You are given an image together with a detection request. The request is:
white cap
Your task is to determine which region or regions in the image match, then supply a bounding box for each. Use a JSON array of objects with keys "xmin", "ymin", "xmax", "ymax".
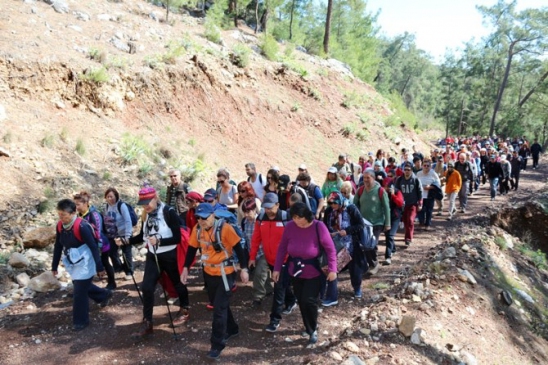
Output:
[
  {"xmin": 298, "ymin": 164, "xmax": 307, "ymax": 170},
  {"xmin": 270, "ymin": 165, "xmax": 280, "ymax": 172}
]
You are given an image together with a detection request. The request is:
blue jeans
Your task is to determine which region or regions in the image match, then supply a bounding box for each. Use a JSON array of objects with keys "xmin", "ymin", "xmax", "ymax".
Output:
[
  {"xmin": 348, "ymin": 260, "xmax": 364, "ymax": 293},
  {"xmin": 489, "ymin": 178, "xmax": 499, "ymax": 198},
  {"xmin": 269, "ymin": 264, "xmax": 296, "ymax": 324},
  {"xmin": 73, "ymin": 277, "xmax": 109, "ymax": 326},
  {"xmin": 418, "ymin": 198, "xmax": 435, "ymax": 227},
  {"xmin": 384, "ymin": 217, "xmax": 400, "ymax": 259}
]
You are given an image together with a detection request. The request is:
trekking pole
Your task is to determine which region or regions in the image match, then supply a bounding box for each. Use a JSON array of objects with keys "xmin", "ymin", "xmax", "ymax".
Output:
[
  {"xmin": 150, "ymin": 234, "xmax": 180, "ymax": 341},
  {"xmin": 118, "ymin": 237, "xmax": 144, "ymax": 305}
]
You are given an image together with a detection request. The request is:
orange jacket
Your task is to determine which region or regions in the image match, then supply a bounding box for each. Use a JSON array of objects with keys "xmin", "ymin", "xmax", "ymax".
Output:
[{"xmin": 444, "ymin": 170, "xmax": 462, "ymax": 194}]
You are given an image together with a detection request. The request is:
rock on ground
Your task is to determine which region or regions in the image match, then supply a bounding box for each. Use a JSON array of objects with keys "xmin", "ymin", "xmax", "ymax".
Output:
[
  {"xmin": 9, "ymin": 252, "xmax": 30, "ymax": 268},
  {"xmin": 28, "ymin": 271, "xmax": 60, "ymax": 292},
  {"xmin": 23, "ymin": 226, "xmax": 56, "ymax": 249},
  {"xmin": 16, "ymin": 272, "xmax": 31, "ymax": 287},
  {"xmin": 398, "ymin": 315, "xmax": 416, "ymax": 337}
]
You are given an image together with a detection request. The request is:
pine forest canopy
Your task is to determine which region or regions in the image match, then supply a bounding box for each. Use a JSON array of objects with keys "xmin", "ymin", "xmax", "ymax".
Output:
[{"xmin": 155, "ymin": 0, "xmax": 548, "ymax": 143}]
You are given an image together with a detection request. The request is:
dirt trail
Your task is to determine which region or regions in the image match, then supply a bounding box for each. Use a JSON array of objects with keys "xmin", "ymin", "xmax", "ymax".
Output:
[{"xmin": 0, "ymin": 160, "xmax": 547, "ymax": 365}]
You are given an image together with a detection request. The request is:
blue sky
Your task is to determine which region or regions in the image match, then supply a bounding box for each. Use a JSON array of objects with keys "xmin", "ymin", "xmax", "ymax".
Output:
[{"xmin": 366, "ymin": 0, "xmax": 546, "ymax": 61}]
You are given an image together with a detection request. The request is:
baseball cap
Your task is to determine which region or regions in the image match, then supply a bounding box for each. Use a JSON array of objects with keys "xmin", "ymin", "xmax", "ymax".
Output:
[
  {"xmin": 195, "ymin": 203, "xmax": 214, "ymax": 218},
  {"xmin": 374, "ymin": 161, "xmax": 382, "ymax": 167},
  {"xmin": 262, "ymin": 193, "xmax": 279, "ymax": 209},
  {"xmin": 137, "ymin": 186, "xmax": 156, "ymax": 205},
  {"xmin": 298, "ymin": 164, "xmax": 307, "ymax": 170},
  {"xmin": 328, "ymin": 166, "xmax": 338, "ymax": 174},
  {"xmin": 204, "ymin": 188, "xmax": 218, "ymax": 200},
  {"xmin": 278, "ymin": 174, "xmax": 290, "ymax": 189}
]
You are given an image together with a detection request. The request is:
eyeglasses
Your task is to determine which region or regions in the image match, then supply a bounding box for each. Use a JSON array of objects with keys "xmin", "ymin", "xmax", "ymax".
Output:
[
  {"xmin": 328, "ymin": 201, "xmax": 338, "ymax": 205},
  {"xmin": 196, "ymin": 216, "xmax": 211, "ymax": 221},
  {"xmin": 204, "ymin": 198, "xmax": 214, "ymax": 203},
  {"xmin": 217, "ymin": 180, "xmax": 226, "ymax": 183},
  {"xmin": 169, "ymin": 175, "xmax": 178, "ymax": 178},
  {"xmin": 423, "ymin": 164, "xmax": 431, "ymax": 167},
  {"xmin": 404, "ymin": 168, "xmax": 412, "ymax": 171}
]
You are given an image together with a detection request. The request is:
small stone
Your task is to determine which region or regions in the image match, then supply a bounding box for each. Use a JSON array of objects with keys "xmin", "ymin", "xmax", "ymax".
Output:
[
  {"xmin": 461, "ymin": 244, "xmax": 470, "ymax": 252},
  {"xmin": 514, "ymin": 289, "xmax": 534, "ymax": 304},
  {"xmin": 360, "ymin": 328, "xmax": 371, "ymax": 335},
  {"xmin": 394, "ymin": 278, "xmax": 401, "ymax": 285},
  {"xmin": 9, "ymin": 253, "xmax": 30, "ymax": 268},
  {"xmin": 35, "ymin": 339, "xmax": 41, "ymax": 344},
  {"xmin": 344, "ymin": 341, "xmax": 361, "ymax": 353},
  {"xmin": 370, "ymin": 322, "xmax": 378, "ymax": 332},
  {"xmin": 457, "ymin": 269, "xmax": 477, "ymax": 285},
  {"xmin": 398, "ymin": 316, "xmax": 416, "ymax": 337},
  {"xmin": 342, "ymin": 355, "xmax": 367, "ymax": 365},
  {"xmin": 330, "ymin": 352, "xmax": 343, "ymax": 361},
  {"xmin": 412, "ymin": 295, "xmax": 422, "ymax": 302},
  {"xmin": 419, "ymin": 303, "xmax": 430, "ymax": 311},
  {"xmin": 16, "ymin": 273, "xmax": 31, "ymax": 287},
  {"xmin": 443, "ymin": 247, "xmax": 457, "ymax": 258},
  {"xmin": 365, "ymin": 356, "xmax": 379, "ymax": 365}
]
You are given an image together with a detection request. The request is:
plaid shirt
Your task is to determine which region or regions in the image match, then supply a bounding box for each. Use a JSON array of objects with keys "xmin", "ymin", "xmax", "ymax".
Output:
[{"xmin": 243, "ymin": 217, "xmax": 264, "ymax": 259}]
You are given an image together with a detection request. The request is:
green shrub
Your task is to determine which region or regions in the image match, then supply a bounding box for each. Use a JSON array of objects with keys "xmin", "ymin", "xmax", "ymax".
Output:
[
  {"xmin": 144, "ymin": 55, "xmax": 162, "ymax": 69},
  {"xmin": 284, "ymin": 42, "xmax": 295, "ymax": 59},
  {"xmin": 372, "ymin": 282, "xmax": 390, "ymax": 290},
  {"xmin": 138, "ymin": 161, "xmax": 153, "ymax": 177},
  {"xmin": 308, "ymin": 88, "xmax": 322, "ymax": 101},
  {"xmin": 41, "ymin": 134, "xmax": 55, "ymax": 148},
  {"xmin": 37, "ymin": 200, "xmax": 53, "ymax": 213},
  {"xmin": 44, "ymin": 187, "xmax": 55, "ymax": 198},
  {"xmin": 188, "ymin": 138, "xmax": 196, "ymax": 147},
  {"xmin": 162, "ymin": 41, "xmax": 185, "ymax": 64},
  {"xmin": 119, "ymin": 133, "xmax": 151, "ymax": 165},
  {"xmin": 291, "ymin": 103, "xmax": 300, "ymax": 112},
  {"xmin": 342, "ymin": 123, "xmax": 355, "ymax": 137},
  {"xmin": 81, "ymin": 67, "xmax": 109, "ymax": 83},
  {"xmin": 260, "ymin": 34, "xmax": 279, "ymax": 61},
  {"xmin": 107, "ymin": 56, "xmax": 128, "ymax": 70},
  {"xmin": 316, "ymin": 68, "xmax": 329, "ymax": 77},
  {"xmin": 356, "ymin": 129, "xmax": 369, "ymax": 141},
  {"xmin": 59, "ymin": 127, "xmax": 69, "ymax": 143},
  {"xmin": 75, "ymin": 138, "xmax": 86, "ymax": 156},
  {"xmin": 204, "ymin": 21, "xmax": 221, "ymax": 44},
  {"xmin": 88, "ymin": 47, "xmax": 106, "ymax": 63},
  {"xmin": 102, "ymin": 171, "xmax": 112, "ymax": 181},
  {"xmin": 230, "ymin": 43, "xmax": 251, "ymax": 68},
  {"xmin": 342, "ymin": 90, "xmax": 363, "ymax": 109},
  {"xmin": 495, "ymin": 236, "xmax": 507, "ymax": 250}
]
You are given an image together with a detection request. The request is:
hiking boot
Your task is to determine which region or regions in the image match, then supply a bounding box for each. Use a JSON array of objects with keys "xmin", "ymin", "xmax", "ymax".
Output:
[
  {"xmin": 207, "ymin": 348, "xmax": 222, "ymax": 360},
  {"xmin": 124, "ymin": 274, "xmax": 133, "ymax": 281},
  {"xmin": 369, "ymin": 262, "xmax": 380, "ymax": 275},
  {"xmin": 309, "ymin": 331, "xmax": 318, "ymax": 345},
  {"xmin": 105, "ymin": 282, "xmax": 117, "ymax": 290},
  {"xmin": 354, "ymin": 289, "xmax": 362, "ymax": 299},
  {"xmin": 265, "ymin": 322, "xmax": 280, "ymax": 333},
  {"xmin": 282, "ymin": 302, "xmax": 297, "ymax": 315},
  {"xmin": 132, "ymin": 319, "xmax": 153, "ymax": 338},
  {"xmin": 384, "ymin": 258, "xmax": 392, "ymax": 265},
  {"xmin": 460, "ymin": 207, "xmax": 466, "ymax": 214},
  {"xmin": 171, "ymin": 309, "xmax": 189, "ymax": 327},
  {"xmin": 100, "ymin": 289, "xmax": 113, "ymax": 308},
  {"xmin": 321, "ymin": 299, "xmax": 338, "ymax": 307}
]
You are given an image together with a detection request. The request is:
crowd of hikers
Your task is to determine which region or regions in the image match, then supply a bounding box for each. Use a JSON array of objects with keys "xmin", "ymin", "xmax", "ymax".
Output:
[{"xmin": 51, "ymin": 135, "xmax": 542, "ymax": 359}]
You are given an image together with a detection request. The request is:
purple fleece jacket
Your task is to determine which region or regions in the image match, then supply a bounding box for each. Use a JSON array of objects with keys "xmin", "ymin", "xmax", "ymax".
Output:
[{"xmin": 274, "ymin": 220, "xmax": 337, "ymax": 278}]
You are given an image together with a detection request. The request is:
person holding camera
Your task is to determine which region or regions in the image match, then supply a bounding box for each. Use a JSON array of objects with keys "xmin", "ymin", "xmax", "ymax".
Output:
[
  {"xmin": 126, "ymin": 185, "xmax": 190, "ymax": 338},
  {"xmin": 181, "ymin": 203, "xmax": 249, "ymax": 360}
]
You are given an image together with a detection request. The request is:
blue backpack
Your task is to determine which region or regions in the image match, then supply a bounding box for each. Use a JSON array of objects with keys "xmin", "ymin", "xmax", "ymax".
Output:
[{"xmin": 117, "ymin": 200, "xmax": 138, "ymax": 227}]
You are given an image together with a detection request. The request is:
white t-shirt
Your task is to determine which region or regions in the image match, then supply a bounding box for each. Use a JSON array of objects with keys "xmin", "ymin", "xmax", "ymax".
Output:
[
  {"xmin": 416, "ymin": 169, "xmax": 441, "ymax": 199},
  {"xmin": 249, "ymin": 174, "xmax": 267, "ymax": 201}
]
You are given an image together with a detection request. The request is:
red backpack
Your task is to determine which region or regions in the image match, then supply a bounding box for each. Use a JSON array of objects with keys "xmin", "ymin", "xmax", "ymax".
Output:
[{"xmin": 56, "ymin": 217, "xmax": 100, "ymax": 246}]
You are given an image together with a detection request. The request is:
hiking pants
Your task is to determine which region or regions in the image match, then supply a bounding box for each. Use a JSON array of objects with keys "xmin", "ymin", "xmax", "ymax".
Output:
[
  {"xmin": 447, "ymin": 192, "xmax": 457, "ymax": 217},
  {"xmin": 100, "ymin": 251, "xmax": 115, "ymax": 288},
  {"xmin": 252, "ymin": 255, "xmax": 273, "ymax": 301},
  {"xmin": 499, "ymin": 177, "xmax": 510, "ymax": 195},
  {"xmin": 458, "ymin": 181, "xmax": 468, "ymax": 209},
  {"xmin": 510, "ymin": 172, "xmax": 520, "ymax": 190},
  {"xmin": 141, "ymin": 250, "xmax": 189, "ymax": 322},
  {"xmin": 291, "ymin": 276, "xmax": 321, "ymax": 336},
  {"xmin": 533, "ymin": 154, "xmax": 539, "ymax": 168},
  {"xmin": 435, "ymin": 198, "xmax": 444, "ymax": 213},
  {"xmin": 319, "ymin": 275, "xmax": 338, "ymax": 303},
  {"xmin": 72, "ymin": 277, "xmax": 109, "ymax": 326},
  {"xmin": 348, "ymin": 260, "xmax": 364, "ymax": 293},
  {"xmin": 108, "ymin": 238, "xmax": 133, "ymax": 275},
  {"xmin": 402, "ymin": 204, "xmax": 418, "ymax": 242},
  {"xmin": 204, "ymin": 272, "xmax": 239, "ymax": 351},
  {"xmin": 384, "ymin": 217, "xmax": 399, "ymax": 259},
  {"xmin": 521, "ymin": 157, "xmax": 528, "ymax": 170},
  {"xmin": 269, "ymin": 264, "xmax": 296, "ymax": 325},
  {"xmin": 418, "ymin": 198, "xmax": 435, "ymax": 227},
  {"xmin": 489, "ymin": 178, "xmax": 499, "ymax": 199}
]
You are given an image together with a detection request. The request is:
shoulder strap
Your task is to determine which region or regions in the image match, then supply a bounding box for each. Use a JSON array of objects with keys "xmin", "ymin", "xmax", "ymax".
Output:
[
  {"xmin": 259, "ymin": 174, "xmax": 263, "ymax": 185},
  {"xmin": 280, "ymin": 210, "xmax": 288, "ymax": 226},
  {"xmin": 378, "ymin": 186, "xmax": 385, "ymax": 201},
  {"xmin": 257, "ymin": 210, "xmax": 266, "ymax": 222},
  {"xmin": 357, "ymin": 185, "xmax": 365, "ymax": 198},
  {"xmin": 73, "ymin": 217, "xmax": 83, "ymax": 242},
  {"xmin": 116, "ymin": 200, "xmax": 124, "ymax": 215}
]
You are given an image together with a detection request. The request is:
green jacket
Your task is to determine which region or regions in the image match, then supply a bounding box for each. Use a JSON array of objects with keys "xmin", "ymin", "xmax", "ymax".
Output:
[{"xmin": 353, "ymin": 183, "xmax": 391, "ymax": 227}]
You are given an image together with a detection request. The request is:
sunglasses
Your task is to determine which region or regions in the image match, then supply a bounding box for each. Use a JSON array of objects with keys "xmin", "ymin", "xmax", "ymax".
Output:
[
  {"xmin": 328, "ymin": 201, "xmax": 339, "ymax": 205},
  {"xmin": 238, "ymin": 190, "xmax": 245, "ymax": 193},
  {"xmin": 217, "ymin": 179, "xmax": 226, "ymax": 183},
  {"xmin": 423, "ymin": 164, "xmax": 431, "ymax": 167},
  {"xmin": 169, "ymin": 175, "xmax": 178, "ymax": 178},
  {"xmin": 197, "ymin": 215, "xmax": 211, "ymax": 220},
  {"xmin": 404, "ymin": 168, "xmax": 412, "ymax": 171},
  {"xmin": 204, "ymin": 198, "xmax": 214, "ymax": 203}
]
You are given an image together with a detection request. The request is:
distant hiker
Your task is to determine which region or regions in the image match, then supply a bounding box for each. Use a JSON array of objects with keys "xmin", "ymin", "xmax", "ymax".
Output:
[
  {"xmin": 264, "ymin": 168, "xmax": 280, "ymax": 195},
  {"xmin": 485, "ymin": 154, "xmax": 503, "ymax": 201},
  {"xmin": 395, "ymin": 162, "xmax": 422, "ymax": 246},
  {"xmin": 321, "ymin": 166, "xmax": 343, "ymax": 198},
  {"xmin": 353, "ymin": 168, "xmax": 390, "ymax": 272},
  {"xmin": 332, "ymin": 154, "xmax": 351, "ymax": 174},
  {"xmin": 416, "ymin": 158, "xmax": 440, "ymax": 231},
  {"xmin": 296, "ymin": 172, "xmax": 325, "ymax": 220},
  {"xmin": 216, "ymin": 168, "xmax": 239, "ymax": 212},
  {"xmin": 272, "ymin": 202, "xmax": 337, "ymax": 346},
  {"xmin": 127, "ymin": 185, "xmax": 190, "ymax": 338},
  {"xmin": 181, "ymin": 203, "xmax": 249, "ymax": 360},
  {"xmin": 340, "ymin": 181, "xmax": 354, "ymax": 202},
  {"xmin": 530, "ymin": 139, "xmax": 542, "ymax": 169},
  {"xmin": 454, "ymin": 153, "xmax": 472, "ymax": 213},
  {"xmin": 180, "ymin": 191, "xmax": 203, "ymax": 231},
  {"xmin": 499, "ymin": 155, "xmax": 511, "ymax": 196},
  {"xmin": 443, "ymin": 161, "xmax": 461, "ymax": 220},
  {"xmin": 51, "ymin": 199, "xmax": 112, "ymax": 331},
  {"xmin": 509, "ymin": 150, "xmax": 522, "ymax": 190},
  {"xmin": 518, "ymin": 141, "xmax": 530, "ymax": 170},
  {"xmin": 166, "ymin": 169, "xmax": 192, "ymax": 220},
  {"xmin": 412, "ymin": 145, "xmax": 424, "ymax": 162},
  {"xmin": 412, "ymin": 157, "xmax": 422, "ymax": 173},
  {"xmin": 385, "ymin": 157, "xmax": 403, "ymax": 177},
  {"xmin": 296, "ymin": 163, "xmax": 316, "ymax": 185},
  {"xmin": 245, "ymin": 163, "xmax": 267, "ymax": 201},
  {"xmin": 373, "ymin": 161, "xmax": 388, "ymax": 186},
  {"xmin": 103, "ymin": 187, "xmax": 133, "ymax": 281},
  {"xmin": 374, "ymin": 149, "xmax": 387, "ymax": 168},
  {"xmin": 203, "ymin": 188, "xmax": 226, "ymax": 211},
  {"xmin": 383, "ymin": 183, "xmax": 404, "ymax": 265},
  {"xmin": 236, "ymin": 181, "xmax": 261, "ymax": 225},
  {"xmin": 73, "ymin": 191, "xmax": 115, "ymax": 290},
  {"xmin": 249, "ymin": 193, "xmax": 296, "ymax": 332},
  {"xmin": 433, "ymin": 156, "xmax": 446, "ymax": 216},
  {"xmin": 277, "ymin": 174, "xmax": 291, "ymax": 211}
]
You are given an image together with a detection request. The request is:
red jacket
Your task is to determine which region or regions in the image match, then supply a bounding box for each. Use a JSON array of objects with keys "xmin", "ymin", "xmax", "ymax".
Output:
[{"xmin": 250, "ymin": 210, "xmax": 289, "ymax": 266}]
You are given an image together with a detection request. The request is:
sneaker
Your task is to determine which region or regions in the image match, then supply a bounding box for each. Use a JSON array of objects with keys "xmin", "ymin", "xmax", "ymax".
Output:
[
  {"xmin": 384, "ymin": 258, "xmax": 392, "ymax": 265},
  {"xmin": 206, "ymin": 303, "xmax": 214, "ymax": 311},
  {"xmin": 405, "ymin": 240, "xmax": 412, "ymax": 246},
  {"xmin": 491, "ymin": 197, "xmax": 495, "ymax": 201},
  {"xmin": 105, "ymin": 283, "xmax": 117, "ymax": 290},
  {"xmin": 167, "ymin": 297, "xmax": 179, "ymax": 305},
  {"xmin": 282, "ymin": 302, "xmax": 297, "ymax": 315},
  {"xmin": 224, "ymin": 330, "xmax": 239, "ymax": 341},
  {"xmin": 354, "ymin": 289, "xmax": 362, "ymax": 299},
  {"xmin": 131, "ymin": 319, "xmax": 153, "ymax": 338},
  {"xmin": 321, "ymin": 299, "xmax": 338, "ymax": 307},
  {"xmin": 424, "ymin": 226, "xmax": 431, "ymax": 231},
  {"xmin": 100, "ymin": 290, "xmax": 113, "ymax": 308},
  {"xmin": 309, "ymin": 331, "xmax": 318, "ymax": 344},
  {"xmin": 436, "ymin": 211, "xmax": 442, "ymax": 216},
  {"xmin": 251, "ymin": 299, "xmax": 261, "ymax": 309},
  {"xmin": 446, "ymin": 216, "xmax": 452, "ymax": 221},
  {"xmin": 265, "ymin": 322, "xmax": 280, "ymax": 333},
  {"xmin": 125, "ymin": 274, "xmax": 133, "ymax": 281},
  {"xmin": 460, "ymin": 207, "xmax": 466, "ymax": 213},
  {"xmin": 206, "ymin": 348, "xmax": 222, "ymax": 360},
  {"xmin": 369, "ymin": 262, "xmax": 380, "ymax": 275},
  {"xmin": 171, "ymin": 309, "xmax": 190, "ymax": 327}
]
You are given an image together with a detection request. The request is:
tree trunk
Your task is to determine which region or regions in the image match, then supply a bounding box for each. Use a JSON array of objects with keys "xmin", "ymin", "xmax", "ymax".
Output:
[
  {"xmin": 400, "ymin": 75, "xmax": 411, "ymax": 97},
  {"xmin": 518, "ymin": 69, "xmax": 548, "ymax": 107},
  {"xmin": 458, "ymin": 98, "xmax": 466, "ymax": 135},
  {"xmin": 323, "ymin": 0, "xmax": 333, "ymax": 54},
  {"xmin": 260, "ymin": 9, "xmax": 269, "ymax": 34},
  {"xmin": 289, "ymin": 0, "xmax": 295, "ymax": 40},
  {"xmin": 230, "ymin": 0, "xmax": 238, "ymax": 28},
  {"xmin": 255, "ymin": 0, "xmax": 260, "ymax": 33},
  {"xmin": 166, "ymin": 2, "xmax": 170, "ymax": 22},
  {"xmin": 489, "ymin": 42, "xmax": 516, "ymax": 136}
]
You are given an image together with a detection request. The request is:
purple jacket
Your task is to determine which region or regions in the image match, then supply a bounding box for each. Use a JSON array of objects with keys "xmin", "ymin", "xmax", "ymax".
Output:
[{"xmin": 274, "ymin": 220, "xmax": 337, "ymax": 278}]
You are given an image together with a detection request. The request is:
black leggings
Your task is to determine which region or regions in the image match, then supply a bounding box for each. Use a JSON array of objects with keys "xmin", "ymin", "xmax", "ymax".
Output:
[{"xmin": 101, "ymin": 251, "xmax": 115, "ymax": 287}]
